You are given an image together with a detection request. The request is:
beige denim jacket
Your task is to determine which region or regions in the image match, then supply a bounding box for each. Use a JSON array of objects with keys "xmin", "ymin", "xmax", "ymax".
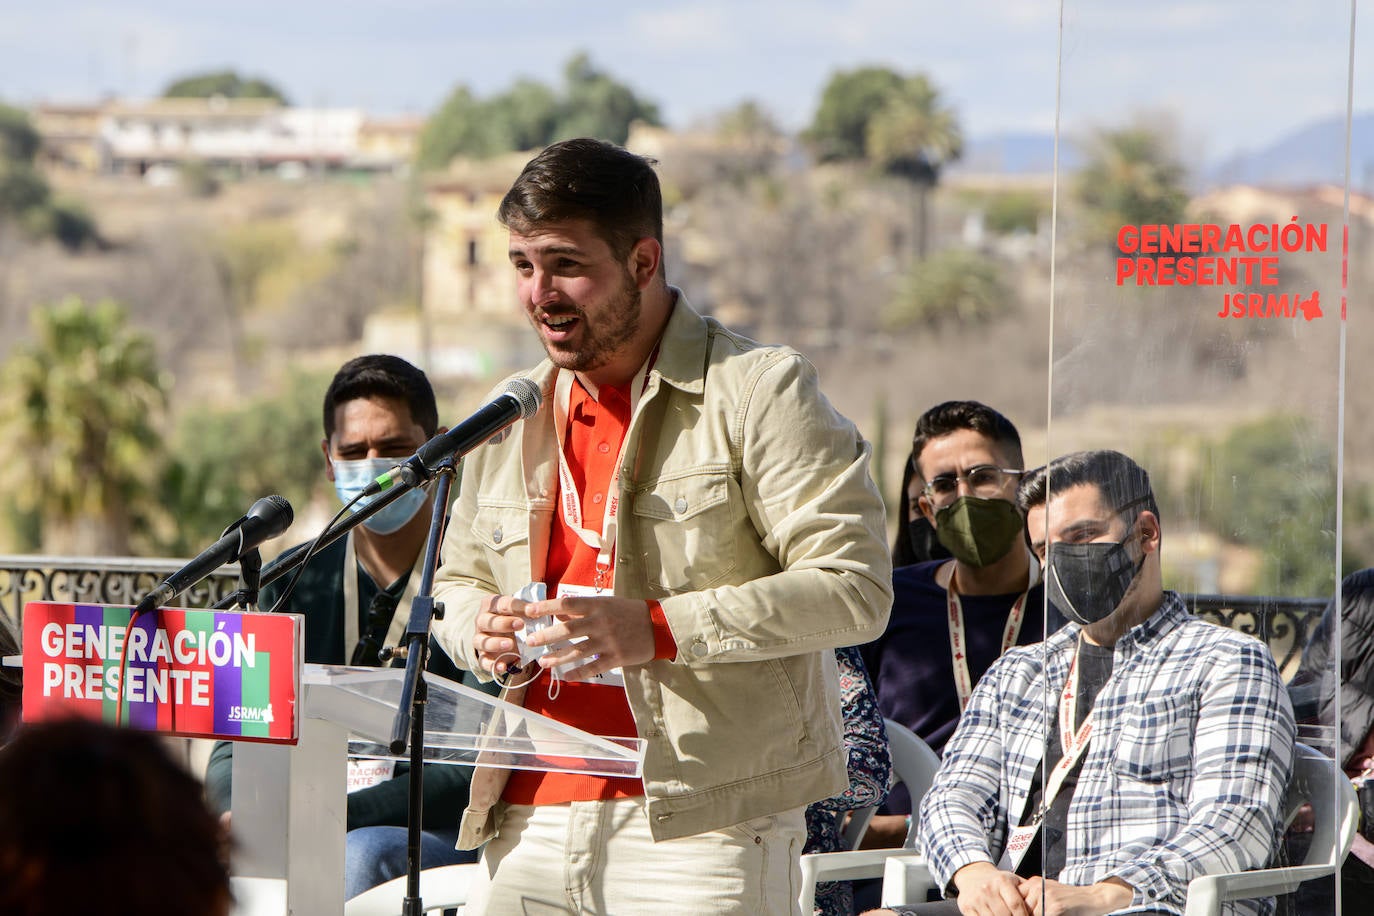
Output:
[{"xmin": 432, "ymin": 294, "xmax": 893, "ymax": 844}]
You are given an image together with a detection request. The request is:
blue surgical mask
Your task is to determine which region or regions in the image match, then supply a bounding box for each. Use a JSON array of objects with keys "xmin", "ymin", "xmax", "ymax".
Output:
[{"xmin": 332, "ymin": 457, "xmax": 429, "ymax": 535}]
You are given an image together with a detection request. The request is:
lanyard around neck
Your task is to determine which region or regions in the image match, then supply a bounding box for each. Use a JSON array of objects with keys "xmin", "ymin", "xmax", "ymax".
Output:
[
  {"xmin": 550, "ymin": 357, "xmax": 654, "ymax": 590},
  {"xmin": 1039, "ymin": 642, "xmax": 1095, "ymax": 822},
  {"xmin": 945, "ymin": 560, "xmax": 1033, "ymax": 712},
  {"xmin": 342, "ymin": 530, "xmax": 424, "ymax": 662}
]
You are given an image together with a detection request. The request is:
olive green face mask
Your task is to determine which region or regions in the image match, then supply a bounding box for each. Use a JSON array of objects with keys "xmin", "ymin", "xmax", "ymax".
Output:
[{"xmin": 933, "ymin": 496, "xmax": 1025, "ymax": 568}]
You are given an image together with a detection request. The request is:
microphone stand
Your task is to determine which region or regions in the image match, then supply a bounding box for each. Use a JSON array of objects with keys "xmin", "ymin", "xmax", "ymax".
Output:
[
  {"xmin": 386, "ymin": 457, "xmax": 457, "ymax": 916},
  {"xmin": 216, "ymin": 547, "xmax": 263, "ymax": 611},
  {"xmin": 209, "ymin": 462, "xmax": 454, "ymax": 911}
]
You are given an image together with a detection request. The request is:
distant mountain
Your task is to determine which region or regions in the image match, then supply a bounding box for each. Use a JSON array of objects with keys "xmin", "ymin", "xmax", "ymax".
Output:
[
  {"xmin": 949, "ymin": 131, "xmax": 1066, "ymax": 176},
  {"xmin": 952, "ymin": 114, "xmax": 1374, "ymax": 191},
  {"xmin": 1209, "ymin": 112, "xmax": 1374, "ymax": 190}
]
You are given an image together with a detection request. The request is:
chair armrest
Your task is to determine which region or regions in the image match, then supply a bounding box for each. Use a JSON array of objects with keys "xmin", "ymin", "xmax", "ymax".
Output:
[
  {"xmin": 882, "ymin": 854, "xmax": 936, "ymax": 907},
  {"xmin": 1183, "ymin": 864, "xmax": 1336, "ymax": 916},
  {"xmin": 799, "ymin": 849, "xmax": 923, "ymax": 914},
  {"xmin": 343, "ymin": 863, "xmax": 478, "ymax": 916},
  {"xmin": 230, "ymin": 877, "xmax": 287, "ymax": 916}
]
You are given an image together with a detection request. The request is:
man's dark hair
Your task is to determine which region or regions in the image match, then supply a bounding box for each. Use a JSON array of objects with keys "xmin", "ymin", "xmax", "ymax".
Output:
[
  {"xmin": 322, "ymin": 354, "xmax": 439, "ymax": 440},
  {"xmin": 1017, "ymin": 449, "xmax": 1161, "ymax": 525},
  {"xmin": 498, "ymin": 138, "xmax": 663, "ymax": 263},
  {"xmin": 0, "ymin": 719, "xmax": 233, "ymax": 915},
  {"xmin": 911, "ymin": 400, "xmax": 1024, "ymax": 478}
]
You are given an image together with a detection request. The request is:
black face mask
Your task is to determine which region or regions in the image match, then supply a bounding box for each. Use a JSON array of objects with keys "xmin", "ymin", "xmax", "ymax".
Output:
[
  {"xmin": 1046, "ymin": 533, "xmax": 1142, "ymax": 626},
  {"xmin": 906, "ymin": 516, "xmax": 949, "ymax": 565}
]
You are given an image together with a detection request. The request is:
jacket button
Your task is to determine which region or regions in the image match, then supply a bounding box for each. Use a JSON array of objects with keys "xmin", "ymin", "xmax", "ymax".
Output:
[
  {"xmin": 690, "ymin": 638, "xmax": 708, "ymax": 658},
  {"xmin": 492, "ymin": 526, "xmax": 503, "ymax": 544},
  {"xmin": 674, "ymin": 497, "xmax": 688, "ymax": 514}
]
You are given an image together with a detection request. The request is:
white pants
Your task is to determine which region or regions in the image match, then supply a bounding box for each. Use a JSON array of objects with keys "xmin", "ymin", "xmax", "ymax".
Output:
[{"xmin": 465, "ymin": 798, "xmax": 806, "ymax": 915}]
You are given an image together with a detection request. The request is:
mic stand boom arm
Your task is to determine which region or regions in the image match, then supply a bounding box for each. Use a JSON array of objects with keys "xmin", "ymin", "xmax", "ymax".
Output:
[{"xmin": 211, "ymin": 479, "xmax": 423, "ymax": 611}]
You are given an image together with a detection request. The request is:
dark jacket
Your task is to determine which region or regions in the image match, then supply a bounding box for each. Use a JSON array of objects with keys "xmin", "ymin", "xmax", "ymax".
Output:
[{"xmin": 1295, "ymin": 567, "xmax": 1374, "ymax": 768}]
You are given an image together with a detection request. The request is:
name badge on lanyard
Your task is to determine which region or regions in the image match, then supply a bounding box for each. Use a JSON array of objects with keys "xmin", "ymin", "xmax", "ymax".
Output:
[
  {"xmin": 997, "ymin": 645, "xmax": 1093, "ymax": 873},
  {"xmin": 551, "ymin": 359, "xmax": 653, "ymax": 593},
  {"xmin": 545, "ymin": 359, "xmax": 655, "ymax": 690}
]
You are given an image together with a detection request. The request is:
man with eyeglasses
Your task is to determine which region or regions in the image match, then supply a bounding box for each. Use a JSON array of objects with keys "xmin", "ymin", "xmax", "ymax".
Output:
[
  {"xmin": 860, "ymin": 401, "xmax": 1044, "ymax": 850},
  {"xmin": 203, "ymin": 354, "xmax": 500, "ymax": 900},
  {"xmin": 866, "ymin": 450, "xmax": 1294, "ymax": 916}
]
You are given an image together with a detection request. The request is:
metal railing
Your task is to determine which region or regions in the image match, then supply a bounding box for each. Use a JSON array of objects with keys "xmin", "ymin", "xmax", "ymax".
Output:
[
  {"xmin": 0, "ymin": 555, "xmax": 1332, "ymax": 666},
  {"xmin": 0, "ymin": 555, "xmax": 242, "ymax": 631},
  {"xmin": 1182, "ymin": 593, "xmax": 1329, "ymax": 678}
]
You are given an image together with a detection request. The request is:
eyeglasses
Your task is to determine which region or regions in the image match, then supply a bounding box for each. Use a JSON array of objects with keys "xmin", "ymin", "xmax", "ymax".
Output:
[{"xmin": 922, "ymin": 465, "xmax": 1024, "ymax": 503}]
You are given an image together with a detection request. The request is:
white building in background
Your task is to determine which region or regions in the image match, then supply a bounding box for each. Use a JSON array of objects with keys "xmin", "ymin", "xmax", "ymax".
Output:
[{"xmin": 32, "ymin": 97, "xmax": 419, "ymax": 178}]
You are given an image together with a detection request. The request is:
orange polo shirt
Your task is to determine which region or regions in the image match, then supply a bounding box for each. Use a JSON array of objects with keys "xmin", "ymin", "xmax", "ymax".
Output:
[{"xmin": 503, "ymin": 377, "xmax": 675, "ymax": 805}]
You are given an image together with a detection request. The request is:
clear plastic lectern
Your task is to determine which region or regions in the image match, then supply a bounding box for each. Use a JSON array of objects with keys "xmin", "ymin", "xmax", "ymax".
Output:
[{"xmin": 229, "ymin": 663, "xmax": 645, "ymax": 916}]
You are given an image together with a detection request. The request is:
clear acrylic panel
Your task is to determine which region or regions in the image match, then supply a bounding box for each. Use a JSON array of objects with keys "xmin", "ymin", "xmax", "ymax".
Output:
[
  {"xmin": 1045, "ymin": 2, "xmax": 1354, "ymax": 912},
  {"xmin": 303, "ymin": 664, "xmax": 645, "ymax": 778}
]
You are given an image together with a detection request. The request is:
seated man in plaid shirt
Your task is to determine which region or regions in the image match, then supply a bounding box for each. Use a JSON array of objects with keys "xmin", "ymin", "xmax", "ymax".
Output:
[{"xmin": 869, "ymin": 450, "xmax": 1296, "ymax": 916}]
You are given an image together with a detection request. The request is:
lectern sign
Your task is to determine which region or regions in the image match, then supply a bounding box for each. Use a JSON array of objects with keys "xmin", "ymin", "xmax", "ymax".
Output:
[{"xmin": 21, "ymin": 601, "xmax": 301, "ymax": 743}]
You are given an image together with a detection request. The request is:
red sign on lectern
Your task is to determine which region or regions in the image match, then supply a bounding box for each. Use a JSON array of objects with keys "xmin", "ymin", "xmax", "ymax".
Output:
[{"xmin": 22, "ymin": 601, "xmax": 301, "ymax": 743}]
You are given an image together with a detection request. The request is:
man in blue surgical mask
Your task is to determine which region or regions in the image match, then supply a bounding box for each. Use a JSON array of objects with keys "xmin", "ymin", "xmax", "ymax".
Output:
[{"xmin": 205, "ymin": 354, "xmax": 498, "ymax": 900}]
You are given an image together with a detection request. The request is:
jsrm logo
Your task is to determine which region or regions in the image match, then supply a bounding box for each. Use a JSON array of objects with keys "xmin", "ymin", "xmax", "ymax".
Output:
[{"xmin": 227, "ymin": 704, "xmax": 274, "ymax": 723}]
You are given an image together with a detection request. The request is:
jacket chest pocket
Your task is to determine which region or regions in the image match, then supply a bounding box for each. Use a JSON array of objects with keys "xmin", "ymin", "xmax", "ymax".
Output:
[
  {"xmin": 1111, "ymin": 693, "xmax": 1196, "ymax": 784},
  {"xmin": 471, "ymin": 504, "xmax": 531, "ymax": 590},
  {"xmin": 628, "ymin": 472, "xmax": 740, "ymax": 593}
]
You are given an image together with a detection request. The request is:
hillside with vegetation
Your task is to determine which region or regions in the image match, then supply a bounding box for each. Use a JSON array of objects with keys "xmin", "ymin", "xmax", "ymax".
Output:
[{"xmin": 1, "ymin": 59, "xmax": 1369, "ymax": 600}]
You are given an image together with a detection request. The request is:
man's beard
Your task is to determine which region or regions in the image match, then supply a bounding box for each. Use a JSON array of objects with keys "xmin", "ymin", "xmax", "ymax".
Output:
[{"xmin": 538, "ymin": 273, "xmax": 642, "ymax": 374}]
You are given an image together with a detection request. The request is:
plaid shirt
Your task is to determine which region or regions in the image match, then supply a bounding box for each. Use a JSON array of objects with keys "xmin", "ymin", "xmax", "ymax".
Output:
[{"xmin": 918, "ymin": 592, "xmax": 1295, "ymax": 915}]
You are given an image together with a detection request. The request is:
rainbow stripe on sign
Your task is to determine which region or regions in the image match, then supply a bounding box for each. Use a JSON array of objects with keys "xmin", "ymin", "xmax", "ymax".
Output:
[{"xmin": 21, "ymin": 601, "xmax": 301, "ymax": 744}]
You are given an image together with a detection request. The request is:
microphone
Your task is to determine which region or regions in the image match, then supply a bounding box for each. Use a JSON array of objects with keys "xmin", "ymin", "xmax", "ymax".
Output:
[
  {"xmin": 134, "ymin": 495, "xmax": 294, "ymax": 615},
  {"xmin": 365, "ymin": 377, "xmax": 542, "ymax": 495}
]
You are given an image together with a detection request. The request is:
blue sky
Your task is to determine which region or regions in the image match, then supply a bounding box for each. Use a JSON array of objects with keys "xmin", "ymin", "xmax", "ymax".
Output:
[{"xmin": 2, "ymin": 1, "xmax": 1366, "ymax": 162}]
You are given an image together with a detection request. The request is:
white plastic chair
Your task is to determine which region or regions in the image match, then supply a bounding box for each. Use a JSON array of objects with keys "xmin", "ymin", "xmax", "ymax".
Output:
[
  {"xmin": 1183, "ymin": 742, "xmax": 1359, "ymax": 916},
  {"xmin": 798, "ymin": 719, "xmax": 942, "ymax": 913},
  {"xmin": 343, "ymin": 863, "xmax": 478, "ymax": 916},
  {"xmin": 879, "ymin": 742, "xmax": 1359, "ymax": 914}
]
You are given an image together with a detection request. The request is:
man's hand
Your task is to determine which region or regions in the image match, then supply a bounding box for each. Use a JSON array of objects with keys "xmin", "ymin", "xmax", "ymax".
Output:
[
  {"xmin": 1017, "ymin": 877, "xmax": 1133, "ymax": 916},
  {"xmin": 473, "ymin": 594, "xmax": 534, "ymax": 676},
  {"xmin": 951, "ymin": 861, "xmax": 1031, "ymax": 916},
  {"xmin": 525, "ymin": 595, "xmax": 655, "ymax": 680}
]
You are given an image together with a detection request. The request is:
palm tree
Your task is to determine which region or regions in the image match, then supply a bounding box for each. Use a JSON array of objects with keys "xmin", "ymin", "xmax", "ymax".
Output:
[
  {"xmin": 882, "ymin": 248, "xmax": 1012, "ymax": 330},
  {"xmin": 0, "ymin": 298, "xmax": 168, "ymax": 554},
  {"xmin": 866, "ymin": 75, "xmax": 963, "ymax": 260},
  {"xmin": 1074, "ymin": 124, "xmax": 1189, "ymax": 254}
]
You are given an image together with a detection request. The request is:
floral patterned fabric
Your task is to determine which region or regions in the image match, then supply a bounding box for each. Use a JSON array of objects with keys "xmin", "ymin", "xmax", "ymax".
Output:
[{"xmin": 804, "ymin": 646, "xmax": 892, "ymax": 915}]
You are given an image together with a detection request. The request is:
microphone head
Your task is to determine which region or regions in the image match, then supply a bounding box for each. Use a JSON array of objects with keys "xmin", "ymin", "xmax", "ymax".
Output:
[
  {"xmin": 483, "ymin": 377, "xmax": 542, "ymax": 447},
  {"xmin": 248, "ymin": 495, "xmax": 294, "ymax": 539},
  {"xmin": 502, "ymin": 376, "xmax": 542, "ymax": 419}
]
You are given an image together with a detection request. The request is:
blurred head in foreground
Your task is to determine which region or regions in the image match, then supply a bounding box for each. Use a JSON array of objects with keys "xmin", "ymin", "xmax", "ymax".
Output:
[{"xmin": 0, "ymin": 719, "xmax": 232, "ymax": 916}]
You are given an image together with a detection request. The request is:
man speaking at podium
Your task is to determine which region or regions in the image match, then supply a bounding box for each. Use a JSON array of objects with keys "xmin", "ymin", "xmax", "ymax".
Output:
[
  {"xmin": 205, "ymin": 354, "xmax": 497, "ymax": 900},
  {"xmin": 431, "ymin": 139, "xmax": 893, "ymax": 915}
]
